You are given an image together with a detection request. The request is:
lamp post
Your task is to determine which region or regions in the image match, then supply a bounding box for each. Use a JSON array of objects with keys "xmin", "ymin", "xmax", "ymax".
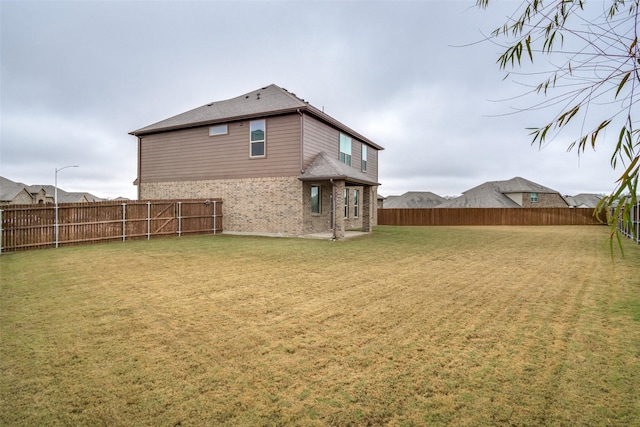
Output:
[{"xmin": 55, "ymin": 165, "xmax": 79, "ymax": 248}]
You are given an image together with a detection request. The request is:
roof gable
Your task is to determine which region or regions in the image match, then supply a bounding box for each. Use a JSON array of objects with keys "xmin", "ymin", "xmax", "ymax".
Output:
[
  {"xmin": 496, "ymin": 176, "xmax": 559, "ymax": 194},
  {"xmin": 299, "ymin": 152, "xmax": 379, "ymax": 186},
  {"xmin": 131, "ymin": 84, "xmax": 306, "ymax": 135},
  {"xmin": 439, "ymin": 182, "xmax": 521, "ymax": 208}
]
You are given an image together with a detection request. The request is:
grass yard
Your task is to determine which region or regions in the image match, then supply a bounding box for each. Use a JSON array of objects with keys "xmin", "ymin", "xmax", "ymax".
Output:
[{"xmin": 1, "ymin": 226, "xmax": 639, "ymax": 426}]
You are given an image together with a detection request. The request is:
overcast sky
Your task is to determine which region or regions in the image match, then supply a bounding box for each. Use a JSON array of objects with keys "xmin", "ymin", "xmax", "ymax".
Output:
[{"xmin": 1, "ymin": 0, "xmax": 621, "ymax": 199}]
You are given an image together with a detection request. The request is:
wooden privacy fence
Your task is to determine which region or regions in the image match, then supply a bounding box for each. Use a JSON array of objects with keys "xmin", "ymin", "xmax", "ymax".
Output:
[
  {"xmin": 377, "ymin": 208, "xmax": 604, "ymax": 226},
  {"xmin": 0, "ymin": 199, "xmax": 222, "ymax": 253}
]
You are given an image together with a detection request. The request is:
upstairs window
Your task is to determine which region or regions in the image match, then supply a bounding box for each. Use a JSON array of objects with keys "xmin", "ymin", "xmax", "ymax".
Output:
[
  {"xmin": 361, "ymin": 144, "xmax": 367, "ymax": 171},
  {"xmin": 311, "ymin": 185, "xmax": 321, "ymax": 214},
  {"xmin": 250, "ymin": 120, "xmax": 266, "ymax": 157},
  {"xmin": 209, "ymin": 124, "xmax": 228, "ymax": 136},
  {"xmin": 530, "ymin": 192, "xmax": 538, "ymax": 203},
  {"xmin": 339, "ymin": 134, "xmax": 352, "ymax": 166}
]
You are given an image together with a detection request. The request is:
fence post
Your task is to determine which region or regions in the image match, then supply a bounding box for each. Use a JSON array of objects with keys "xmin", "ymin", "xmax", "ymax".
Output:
[
  {"xmin": 147, "ymin": 201, "xmax": 151, "ymax": 240},
  {"xmin": 55, "ymin": 203, "xmax": 59, "ymax": 248},
  {"xmin": 177, "ymin": 202, "xmax": 182, "ymax": 237},
  {"xmin": 122, "ymin": 203, "xmax": 126, "ymax": 242},
  {"xmin": 213, "ymin": 200, "xmax": 217, "ymax": 234},
  {"xmin": 0, "ymin": 209, "xmax": 3, "ymax": 255}
]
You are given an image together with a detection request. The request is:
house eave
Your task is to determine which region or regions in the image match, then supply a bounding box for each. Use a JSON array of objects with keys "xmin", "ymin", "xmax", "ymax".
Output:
[
  {"xmin": 298, "ymin": 175, "xmax": 380, "ymax": 186},
  {"xmin": 129, "ymin": 107, "xmax": 303, "ymax": 136},
  {"xmin": 130, "ymin": 104, "xmax": 384, "ymax": 151}
]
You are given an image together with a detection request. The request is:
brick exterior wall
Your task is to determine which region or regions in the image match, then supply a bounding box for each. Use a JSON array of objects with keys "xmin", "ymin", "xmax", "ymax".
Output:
[
  {"xmin": 141, "ymin": 177, "xmax": 379, "ymax": 237},
  {"xmin": 521, "ymin": 192, "xmax": 568, "ymax": 208},
  {"xmin": 302, "ymin": 182, "xmax": 334, "ymax": 234},
  {"xmin": 140, "ymin": 177, "xmax": 304, "ymax": 235}
]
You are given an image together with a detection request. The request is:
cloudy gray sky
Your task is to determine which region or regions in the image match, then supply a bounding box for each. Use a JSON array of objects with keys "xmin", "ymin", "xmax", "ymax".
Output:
[{"xmin": 1, "ymin": 0, "xmax": 620, "ymax": 199}]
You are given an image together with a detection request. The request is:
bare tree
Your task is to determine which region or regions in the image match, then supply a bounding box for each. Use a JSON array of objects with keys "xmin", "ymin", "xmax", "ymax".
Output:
[{"xmin": 478, "ymin": 0, "xmax": 639, "ymax": 247}]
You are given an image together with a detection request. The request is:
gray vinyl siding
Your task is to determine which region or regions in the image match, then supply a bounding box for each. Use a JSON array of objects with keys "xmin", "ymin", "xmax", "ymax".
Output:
[
  {"xmin": 302, "ymin": 114, "xmax": 379, "ymax": 182},
  {"xmin": 140, "ymin": 114, "xmax": 301, "ymax": 182},
  {"xmin": 366, "ymin": 145, "xmax": 378, "ymax": 179},
  {"xmin": 302, "ymin": 114, "xmax": 339, "ymax": 167}
]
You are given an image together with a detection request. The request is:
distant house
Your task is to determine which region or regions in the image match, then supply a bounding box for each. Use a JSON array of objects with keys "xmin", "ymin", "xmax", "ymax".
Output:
[
  {"xmin": 564, "ymin": 193, "xmax": 603, "ymax": 208},
  {"xmin": 439, "ymin": 177, "xmax": 569, "ymax": 208},
  {"xmin": 0, "ymin": 177, "xmax": 102, "ymax": 205},
  {"xmin": 130, "ymin": 84, "xmax": 384, "ymax": 238},
  {"xmin": 0, "ymin": 177, "xmax": 37, "ymax": 205},
  {"xmin": 382, "ymin": 191, "xmax": 446, "ymax": 208}
]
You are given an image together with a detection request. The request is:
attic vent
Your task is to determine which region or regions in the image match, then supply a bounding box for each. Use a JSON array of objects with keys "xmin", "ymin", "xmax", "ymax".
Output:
[
  {"xmin": 256, "ymin": 92, "xmax": 261, "ymax": 100},
  {"xmin": 207, "ymin": 103, "xmax": 213, "ymax": 106}
]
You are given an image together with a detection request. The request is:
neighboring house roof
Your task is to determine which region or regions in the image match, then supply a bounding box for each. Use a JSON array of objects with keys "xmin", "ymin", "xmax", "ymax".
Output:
[
  {"xmin": 130, "ymin": 84, "xmax": 384, "ymax": 150},
  {"xmin": 383, "ymin": 191, "xmax": 446, "ymax": 208},
  {"xmin": 1, "ymin": 177, "xmax": 103, "ymax": 204},
  {"xmin": 30, "ymin": 185, "xmax": 103, "ymax": 203},
  {"xmin": 494, "ymin": 176, "xmax": 559, "ymax": 194},
  {"xmin": 439, "ymin": 177, "xmax": 562, "ymax": 208},
  {"xmin": 0, "ymin": 176, "xmax": 29, "ymax": 202},
  {"xmin": 439, "ymin": 182, "xmax": 521, "ymax": 208},
  {"xmin": 565, "ymin": 193, "xmax": 603, "ymax": 208},
  {"xmin": 299, "ymin": 152, "xmax": 379, "ymax": 186}
]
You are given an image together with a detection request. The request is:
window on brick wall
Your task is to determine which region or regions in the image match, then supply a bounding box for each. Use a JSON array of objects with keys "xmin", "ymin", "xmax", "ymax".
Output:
[
  {"xmin": 354, "ymin": 189, "xmax": 359, "ymax": 217},
  {"xmin": 530, "ymin": 192, "xmax": 538, "ymax": 203},
  {"xmin": 344, "ymin": 188, "xmax": 349, "ymax": 218},
  {"xmin": 311, "ymin": 185, "xmax": 321, "ymax": 214}
]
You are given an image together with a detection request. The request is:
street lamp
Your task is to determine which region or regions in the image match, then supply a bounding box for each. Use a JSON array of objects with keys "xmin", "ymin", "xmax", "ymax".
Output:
[{"xmin": 55, "ymin": 165, "xmax": 79, "ymax": 248}]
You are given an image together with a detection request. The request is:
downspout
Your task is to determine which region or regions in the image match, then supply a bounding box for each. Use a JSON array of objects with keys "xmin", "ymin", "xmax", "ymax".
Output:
[
  {"xmin": 330, "ymin": 178, "xmax": 336, "ymax": 240},
  {"xmin": 137, "ymin": 136, "xmax": 142, "ymax": 200}
]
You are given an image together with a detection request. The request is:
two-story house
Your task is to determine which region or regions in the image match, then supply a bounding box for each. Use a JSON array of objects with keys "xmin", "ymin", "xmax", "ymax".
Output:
[
  {"xmin": 438, "ymin": 177, "xmax": 569, "ymax": 208},
  {"xmin": 130, "ymin": 84, "xmax": 383, "ymax": 239}
]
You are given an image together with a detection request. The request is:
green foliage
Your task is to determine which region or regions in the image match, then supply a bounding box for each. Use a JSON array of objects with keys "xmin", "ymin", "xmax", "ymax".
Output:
[{"xmin": 478, "ymin": 0, "xmax": 639, "ymax": 244}]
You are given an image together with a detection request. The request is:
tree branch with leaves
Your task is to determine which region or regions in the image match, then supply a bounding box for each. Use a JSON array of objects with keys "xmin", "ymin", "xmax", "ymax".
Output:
[{"xmin": 478, "ymin": 0, "xmax": 639, "ymax": 250}]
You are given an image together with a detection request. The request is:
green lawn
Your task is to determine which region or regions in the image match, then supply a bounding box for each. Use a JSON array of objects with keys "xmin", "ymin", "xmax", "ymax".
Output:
[{"xmin": 1, "ymin": 226, "xmax": 639, "ymax": 426}]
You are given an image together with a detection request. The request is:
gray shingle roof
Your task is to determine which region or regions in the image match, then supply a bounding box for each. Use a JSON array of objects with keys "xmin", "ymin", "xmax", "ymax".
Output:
[
  {"xmin": 494, "ymin": 176, "xmax": 559, "ymax": 194},
  {"xmin": 0, "ymin": 176, "xmax": 29, "ymax": 202},
  {"xmin": 438, "ymin": 177, "xmax": 562, "ymax": 208},
  {"xmin": 383, "ymin": 191, "xmax": 446, "ymax": 208},
  {"xmin": 130, "ymin": 84, "xmax": 383, "ymax": 150},
  {"xmin": 565, "ymin": 193, "xmax": 603, "ymax": 208},
  {"xmin": 439, "ymin": 182, "xmax": 521, "ymax": 208},
  {"xmin": 299, "ymin": 152, "xmax": 379, "ymax": 186}
]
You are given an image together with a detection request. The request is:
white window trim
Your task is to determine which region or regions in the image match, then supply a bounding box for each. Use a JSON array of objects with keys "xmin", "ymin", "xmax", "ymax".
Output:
[
  {"xmin": 250, "ymin": 120, "xmax": 266, "ymax": 158},
  {"xmin": 311, "ymin": 185, "xmax": 321, "ymax": 215},
  {"xmin": 361, "ymin": 144, "xmax": 367, "ymax": 172},
  {"xmin": 354, "ymin": 189, "xmax": 359, "ymax": 218},
  {"xmin": 339, "ymin": 134, "xmax": 352, "ymax": 166},
  {"xmin": 209, "ymin": 124, "xmax": 228, "ymax": 136},
  {"xmin": 344, "ymin": 188, "xmax": 349, "ymax": 218}
]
